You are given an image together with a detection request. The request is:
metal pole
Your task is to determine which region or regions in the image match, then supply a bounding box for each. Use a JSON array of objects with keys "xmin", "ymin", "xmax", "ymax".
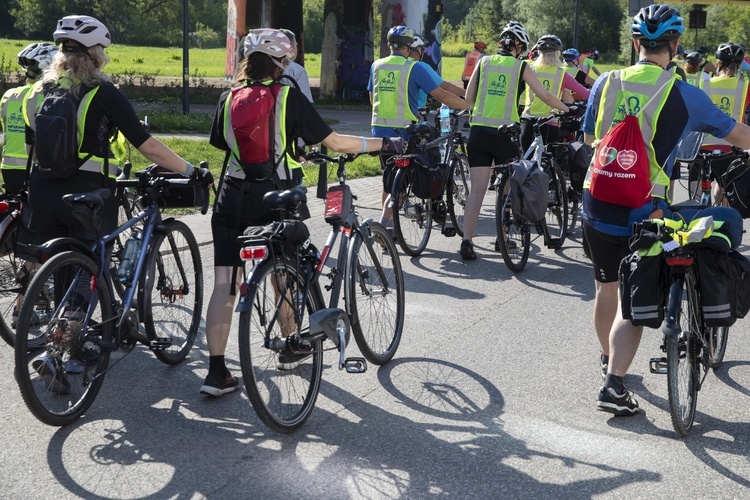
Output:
[
  {"xmin": 182, "ymin": 0, "xmax": 189, "ymax": 115},
  {"xmin": 573, "ymin": 0, "xmax": 581, "ymax": 49}
]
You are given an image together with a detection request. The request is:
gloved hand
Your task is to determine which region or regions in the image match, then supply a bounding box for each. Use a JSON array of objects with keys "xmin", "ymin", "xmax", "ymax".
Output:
[
  {"xmin": 192, "ymin": 167, "xmax": 214, "ymax": 185},
  {"xmin": 381, "ymin": 136, "xmax": 405, "ymax": 154},
  {"xmin": 566, "ymin": 105, "xmax": 585, "ymax": 118}
]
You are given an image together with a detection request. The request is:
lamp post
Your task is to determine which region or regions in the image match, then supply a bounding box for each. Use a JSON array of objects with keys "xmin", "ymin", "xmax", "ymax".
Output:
[
  {"xmin": 182, "ymin": 0, "xmax": 190, "ymax": 114},
  {"xmin": 574, "ymin": 0, "xmax": 581, "ymax": 49}
]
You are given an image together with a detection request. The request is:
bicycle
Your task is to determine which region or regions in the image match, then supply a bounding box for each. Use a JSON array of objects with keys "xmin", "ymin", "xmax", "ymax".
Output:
[
  {"xmin": 13, "ymin": 165, "xmax": 209, "ymax": 426},
  {"xmin": 493, "ymin": 115, "xmax": 569, "ymax": 272},
  {"xmin": 236, "ymin": 151, "xmax": 405, "ymax": 433},
  {"xmin": 390, "ymin": 108, "xmax": 470, "ymax": 256}
]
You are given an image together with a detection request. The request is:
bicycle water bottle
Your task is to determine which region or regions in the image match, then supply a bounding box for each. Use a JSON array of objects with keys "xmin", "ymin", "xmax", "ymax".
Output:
[
  {"xmin": 117, "ymin": 229, "xmax": 143, "ymax": 284},
  {"xmin": 439, "ymin": 104, "xmax": 450, "ymax": 159}
]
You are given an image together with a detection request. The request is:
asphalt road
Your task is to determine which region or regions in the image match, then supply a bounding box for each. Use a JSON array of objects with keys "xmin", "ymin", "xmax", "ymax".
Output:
[{"xmin": 2, "ymin": 174, "xmax": 750, "ymax": 498}]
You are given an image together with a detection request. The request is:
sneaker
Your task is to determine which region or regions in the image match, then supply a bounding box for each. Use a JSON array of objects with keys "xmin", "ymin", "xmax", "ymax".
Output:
[
  {"xmin": 31, "ymin": 351, "xmax": 71, "ymax": 395},
  {"xmin": 277, "ymin": 349, "xmax": 312, "ymax": 370},
  {"xmin": 599, "ymin": 353, "xmax": 608, "ymax": 380},
  {"xmin": 200, "ymin": 372, "xmax": 240, "ymax": 397},
  {"xmin": 597, "ymin": 386, "xmax": 639, "ymax": 416},
  {"xmin": 65, "ymin": 347, "xmax": 99, "ymax": 374},
  {"xmin": 459, "ymin": 239, "xmax": 477, "ymax": 260}
]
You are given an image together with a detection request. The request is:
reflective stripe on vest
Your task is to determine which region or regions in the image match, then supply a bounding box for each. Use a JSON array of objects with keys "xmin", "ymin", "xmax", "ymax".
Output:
[
  {"xmin": 702, "ymin": 76, "xmax": 748, "ymax": 147},
  {"xmin": 470, "ymin": 55, "xmax": 523, "ymax": 128},
  {"xmin": 22, "ymin": 80, "xmax": 43, "ymax": 129},
  {"xmin": 462, "ymin": 51, "xmax": 482, "ymax": 80},
  {"xmin": 524, "ymin": 66, "xmax": 564, "ymax": 116},
  {"xmin": 588, "ymin": 66, "xmax": 675, "ymax": 200},
  {"xmin": 371, "ymin": 55, "xmax": 417, "ymax": 127},
  {"xmin": 76, "ymin": 87, "xmax": 119, "ymax": 178},
  {"xmin": 1, "ymin": 84, "xmax": 32, "ymax": 170},
  {"xmin": 222, "ymin": 82, "xmax": 301, "ymax": 181},
  {"xmin": 685, "ymin": 72, "xmax": 702, "ymax": 88}
]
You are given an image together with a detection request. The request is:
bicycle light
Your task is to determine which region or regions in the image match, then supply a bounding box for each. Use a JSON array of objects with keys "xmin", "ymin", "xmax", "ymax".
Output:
[
  {"xmin": 240, "ymin": 246, "xmax": 268, "ymax": 262},
  {"xmin": 0, "ymin": 201, "xmax": 8, "ymax": 213},
  {"xmin": 394, "ymin": 158, "xmax": 411, "ymax": 168}
]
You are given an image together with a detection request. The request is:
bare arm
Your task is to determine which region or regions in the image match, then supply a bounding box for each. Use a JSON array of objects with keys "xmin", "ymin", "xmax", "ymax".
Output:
[
  {"xmin": 584, "ymin": 133, "xmax": 595, "ymax": 146},
  {"xmin": 523, "ymin": 66, "xmax": 569, "ymax": 113},
  {"xmin": 137, "ymin": 136, "xmax": 192, "ymax": 176},
  {"xmin": 321, "ymin": 132, "xmax": 383, "ymax": 153},
  {"xmin": 723, "ymin": 121, "xmax": 750, "ymax": 150},
  {"xmin": 429, "ymin": 87, "xmax": 470, "ymax": 110},
  {"xmin": 439, "ymin": 81, "xmax": 465, "ymax": 98},
  {"xmin": 465, "ymin": 65, "xmax": 479, "ymax": 107}
]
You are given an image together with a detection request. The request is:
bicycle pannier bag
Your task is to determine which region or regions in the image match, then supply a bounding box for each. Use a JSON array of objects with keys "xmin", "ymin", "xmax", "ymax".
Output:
[
  {"xmin": 568, "ymin": 141, "xmax": 593, "ymax": 193},
  {"xmin": 34, "ymin": 84, "xmax": 92, "ymax": 179},
  {"xmin": 509, "ymin": 159, "xmax": 550, "ymax": 222},
  {"xmin": 721, "ymin": 158, "xmax": 750, "ymax": 218},
  {"xmin": 619, "ymin": 252, "xmax": 666, "ymax": 328},
  {"xmin": 694, "ymin": 247, "xmax": 736, "ymax": 327},
  {"xmin": 588, "ymin": 114, "xmax": 653, "ymax": 208},
  {"xmin": 728, "ymin": 250, "xmax": 750, "ymax": 319},
  {"xmin": 411, "ymin": 154, "xmax": 447, "ymax": 200}
]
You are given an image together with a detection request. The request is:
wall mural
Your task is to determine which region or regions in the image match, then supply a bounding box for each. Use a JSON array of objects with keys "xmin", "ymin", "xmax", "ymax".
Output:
[{"xmin": 379, "ymin": 0, "xmax": 443, "ymax": 75}]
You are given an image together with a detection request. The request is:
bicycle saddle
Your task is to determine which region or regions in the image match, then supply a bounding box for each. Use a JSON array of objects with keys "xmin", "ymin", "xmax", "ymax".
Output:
[
  {"xmin": 62, "ymin": 188, "xmax": 112, "ymax": 209},
  {"xmin": 263, "ymin": 187, "xmax": 307, "ymax": 209},
  {"xmin": 405, "ymin": 122, "xmax": 432, "ymax": 136},
  {"xmin": 498, "ymin": 123, "xmax": 520, "ymax": 135}
]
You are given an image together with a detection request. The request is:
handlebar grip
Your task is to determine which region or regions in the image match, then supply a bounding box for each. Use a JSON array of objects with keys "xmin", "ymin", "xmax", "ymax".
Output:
[{"xmin": 200, "ymin": 183, "xmax": 210, "ymax": 215}]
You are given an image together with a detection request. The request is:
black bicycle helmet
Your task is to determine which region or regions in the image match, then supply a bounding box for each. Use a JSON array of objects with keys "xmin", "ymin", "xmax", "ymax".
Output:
[
  {"xmin": 685, "ymin": 51, "xmax": 703, "ymax": 64},
  {"xmin": 716, "ymin": 42, "xmax": 745, "ymax": 64},
  {"xmin": 631, "ymin": 4, "xmax": 684, "ymax": 42},
  {"xmin": 536, "ymin": 35, "xmax": 562, "ymax": 53}
]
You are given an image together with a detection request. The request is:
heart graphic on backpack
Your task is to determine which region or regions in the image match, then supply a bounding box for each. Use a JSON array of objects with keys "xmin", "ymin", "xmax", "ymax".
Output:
[
  {"xmin": 617, "ymin": 150, "xmax": 638, "ymax": 170},
  {"xmin": 598, "ymin": 146, "xmax": 617, "ymax": 166}
]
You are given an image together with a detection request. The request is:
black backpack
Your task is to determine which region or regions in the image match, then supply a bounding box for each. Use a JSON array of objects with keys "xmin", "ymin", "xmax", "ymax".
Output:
[
  {"xmin": 722, "ymin": 158, "xmax": 750, "ymax": 218},
  {"xmin": 34, "ymin": 84, "xmax": 94, "ymax": 180}
]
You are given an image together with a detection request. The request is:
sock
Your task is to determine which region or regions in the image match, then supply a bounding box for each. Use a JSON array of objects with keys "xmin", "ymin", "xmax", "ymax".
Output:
[
  {"xmin": 604, "ymin": 373, "xmax": 624, "ymax": 390},
  {"xmin": 601, "ymin": 354, "xmax": 609, "ymax": 365},
  {"xmin": 380, "ymin": 216, "xmax": 392, "ymax": 228},
  {"xmin": 208, "ymin": 355, "xmax": 228, "ymax": 377}
]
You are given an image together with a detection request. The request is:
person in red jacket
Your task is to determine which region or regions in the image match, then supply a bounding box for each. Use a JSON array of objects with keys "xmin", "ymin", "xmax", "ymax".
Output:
[{"xmin": 461, "ymin": 41, "xmax": 486, "ymax": 90}]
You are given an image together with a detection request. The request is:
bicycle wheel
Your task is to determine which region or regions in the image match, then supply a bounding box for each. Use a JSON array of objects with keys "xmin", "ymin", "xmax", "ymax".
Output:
[
  {"xmin": 707, "ymin": 326, "xmax": 729, "ymax": 369},
  {"xmin": 346, "ymin": 221, "xmax": 405, "ymax": 365},
  {"xmin": 666, "ymin": 269, "xmax": 700, "ymax": 437},
  {"xmin": 495, "ymin": 173, "xmax": 530, "ymax": 272},
  {"xmin": 142, "ymin": 220, "xmax": 203, "ymax": 365},
  {"xmin": 392, "ymin": 166, "xmax": 432, "ymax": 256},
  {"xmin": 15, "ymin": 251, "xmax": 113, "ymax": 426},
  {"xmin": 561, "ymin": 167, "xmax": 580, "ymax": 236},
  {"xmin": 447, "ymin": 152, "xmax": 469, "ymax": 238},
  {"xmin": 543, "ymin": 159, "xmax": 569, "ymax": 248},
  {"xmin": 238, "ymin": 256, "xmax": 324, "ymax": 433},
  {"xmin": 0, "ymin": 217, "xmax": 21, "ymax": 347}
]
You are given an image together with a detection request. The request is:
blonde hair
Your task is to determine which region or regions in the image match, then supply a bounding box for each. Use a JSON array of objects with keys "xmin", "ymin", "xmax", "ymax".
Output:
[
  {"xmin": 532, "ymin": 50, "xmax": 563, "ymax": 70},
  {"xmin": 44, "ymin": 43, "xmax": 110, "ymax": 93}
]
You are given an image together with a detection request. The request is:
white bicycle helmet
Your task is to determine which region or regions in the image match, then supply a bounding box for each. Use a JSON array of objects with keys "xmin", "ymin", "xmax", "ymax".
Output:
[
  {"xmin": 17, "ymin": 42, "xmax": 58, "ymax": 72},
  {"xmin": 499, "ymin": 21, "xmax": 530, "ymax": 56},
  {"xmin": 243, "ymin": 28, "xmax": 294, "ymax": 68},
  {"xmin": 53, "ymin": 15, "xmax": 111, "ymax": 48},
  {"xmin": 410, "ymin": 34, "xmax": 426, "ymax": 49}
]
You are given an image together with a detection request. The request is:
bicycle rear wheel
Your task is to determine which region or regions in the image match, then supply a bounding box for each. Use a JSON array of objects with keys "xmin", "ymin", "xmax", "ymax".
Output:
[
  {"xmin": 142, "ymin": 220, "xmax": 203, "ymax": 365},
  {"xmin": 238, "ymin": 256, "xmax": 323, "ymax": 433},
  {"xmin": 495, "ymin": 173, "xmax": 530, "ymax": 272},
  {"xmin": 346, "ymin": 221, "xmax": 404, "ymax": 365},
  {"xmin": 544, "ymin": 159, "xmax": 568, "ymax": 248},
  {"xmin": 447, "ymin": 152, "xmax": 469, "ymax": 237},
  {"xmin": 666, "ymin": 269, "xmax": 700, "ymax": 437},
  {"xmin": 0, "ymin": 217, "xmax": 21, "ymax": 347},
  {"xmin": 392, "ymin": 167, "xmax": 432, "ymax": 256},
  {"xmin": 15, "ymin": 251, "xmax": 113, "ymax": 426},
  {"xmin": 707, "ymin": 326, "xmax": 728, "ymax": 369}
]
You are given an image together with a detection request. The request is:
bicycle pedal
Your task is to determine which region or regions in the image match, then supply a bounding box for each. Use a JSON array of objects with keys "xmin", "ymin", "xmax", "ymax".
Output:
[
  {"xmin": 442, "ymin": 226, "xmax": 457, "ymax": 237},
  {"xmin": 649, "ymin": 357, "xmax": 668, "ymax": 374},
  {"xmin": 547, "ymin": 237, "xmax": 562, "ymax": 249},
  {"xmin": 149, "ymin": 337, "xmax": 173, "ymax": 351},
  {"xmin": 343, "ymin": 357, "xmax": 367, "ymax": 373}
]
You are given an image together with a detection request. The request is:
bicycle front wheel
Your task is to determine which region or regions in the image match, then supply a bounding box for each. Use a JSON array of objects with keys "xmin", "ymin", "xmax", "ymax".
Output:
[
  {"xmin": 0, "ymin": 217, "xmax": 21, "ymax": 347},
  {"xmin": 495, "ymin": 173, "xmax": 530, "ymax": 272},
  {"xmin": 15, "ymin": 251, "xmax": 113, "ymax": 426},
  {"xmin": 707, "ymin": 326, "xmax": 729, "ymax": 369},
  {"xmin": 666, "ymin": 269, "xmax": 700, "ymax": 437},
  {"xmin": 347, "ymin": 221, "xmax": 405, "ymax": 365},
  {"xmin": 143, "ymin": 220, "xmax": 203, "ymax": 365},
  {"xmin": 447, "ymin": 152, "xmax": 470, "ymax": 237},
  {"xmin": 238, "ymin": 256, "xmax": 324, "ymax": 433},
  {"xmin": 544, "ymin": 159, "xmax": 568, "ymax": 248},
  {"xmin": 392, "ymin": 166, "xmax": 432, "ymax": 256}
]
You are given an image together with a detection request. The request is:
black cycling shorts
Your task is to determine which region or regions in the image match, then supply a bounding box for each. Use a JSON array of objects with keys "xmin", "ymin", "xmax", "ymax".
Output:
[
  {"xmin": 467, "ymin": 126, "xmax": 518, "ymax": 168},
  {"xmin": 582, "ymin": 220, "xmax": 631, "ymax": 283}
]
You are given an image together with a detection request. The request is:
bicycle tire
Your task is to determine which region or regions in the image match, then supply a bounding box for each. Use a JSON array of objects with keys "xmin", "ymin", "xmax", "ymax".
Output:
[
  {"xmin": 665, "ymin": 269, "xmax": 700, "ymax": 437},
  {"xmin": 0, "ymin": 217, "xmax": 21, "ymax": 347},
  {"xmin": 346, "ymin": 221, "xmax": 404, "ymax": 365},
  {"xmin": 447, "ymin": 152, "xmax": 469, "ymax": 238},
  {"xmin": 707, "ymin": 326, "xmax": 729, "ymax": 369},
  {"xmin": 495, "ymin": 173, "xmax": 530, "ymax": 272},
  {"xmin": 238, "ymin": 255, "xmax": 324, "ymax": 433},
  {"xmin": 543, "ymin": 158, "xmax": 569, "ymax": 248},
  {"xmin": 142, "ymin": 220, "xmax": 203, "ymax": 365},
  {"xmin": 392, "ymin": 166, "xmax": 432, "ymax": 256},
  {"xmin": 14, "ymin": 251, "xmax": 113, "ymax": 426}
]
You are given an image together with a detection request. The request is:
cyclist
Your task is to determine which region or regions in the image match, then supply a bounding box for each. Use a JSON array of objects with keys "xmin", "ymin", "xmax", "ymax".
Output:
[
  {"xmin": 682, "ymin": 51, "xmax": 710, "ymax": 87},
  {"xmin": 563, "ymin": 48, "xmax": 596, "ymax": 89},
  {"xmin": 279, "ymin": 29, "xmax": 313, "ymax": 103},
  {"xmin": 460, "ymin": 21, "xmax": 571, "ymax": 260},
  {"xmin": 520, "ymin": 35, "xmax": 590, "ymax": 150},
  {"xmin": 203, "ymin": 28, "xmax": 389, "ymax": 396},
  {"xmin": 462, "ymin": 41, "xmax": 486, "ymax": 90},
  {"xmin": 367, "ymin": 25, "xmax": 468, "ymax": 231},
  {"xmin": 582, "ymin": 5, "xmax": 750, "ymax": 417},
  {"xmin": 579, "ymin": 48, "xmax": 601, "ymax": 78},
  {"xmin": 409, "ymin": 33, "xmax": 466, "ymax": 108},
  {"xmin": 1, "ymin": 43, "xmax": 57, "ymax": 196}
]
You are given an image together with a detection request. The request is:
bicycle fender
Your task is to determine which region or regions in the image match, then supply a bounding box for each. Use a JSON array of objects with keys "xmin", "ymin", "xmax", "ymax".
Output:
[
  {"xmin": 26, "ymin": 237, "xmax": 96, "ymax": 263},
  {"xmin": 155, "ymin": 216, "xmax": 177, "ymax": 233}
]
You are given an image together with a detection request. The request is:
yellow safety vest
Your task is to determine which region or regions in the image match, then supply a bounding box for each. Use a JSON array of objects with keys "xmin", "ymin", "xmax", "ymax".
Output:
[
  {"xmin": 523, "ymin": 66, "xmax": 564, "ymax": 116},
  {"xmin": 1, "ymin": 84, "xmax": 32, "ymax": 170},
  {"xmin": 702, "ymin": 75, "xmax": 748, "ymax": 147},
  {"xmin": 371, "ymin": 55, "xmax": 417, "ymax": 128},
  {"xmin": 470, "ymin": 55, "xmax": 524, "ymax": 128}
]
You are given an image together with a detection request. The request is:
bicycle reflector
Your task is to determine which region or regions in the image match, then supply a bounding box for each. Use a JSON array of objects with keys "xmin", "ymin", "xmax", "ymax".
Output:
[
  {"xmin": 666, "ymin": 256, "xmax": 693, "ymax": 267},
  {"xmin": 239, "ymin": 246, "xmax": 268, "ymax": 262},
  {"xmin": 0, "ymin": 201, "xmax": 8, "ymax": 213},
  {"xmin": 394, "ymin": 158, "xmax": 412, "ymax": 168}
]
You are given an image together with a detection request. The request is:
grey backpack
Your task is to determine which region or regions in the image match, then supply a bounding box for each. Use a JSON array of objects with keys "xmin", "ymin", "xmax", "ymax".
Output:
[{"xmin": 509, "ymin": 159, "xmax": 550, "ymax": 222}]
